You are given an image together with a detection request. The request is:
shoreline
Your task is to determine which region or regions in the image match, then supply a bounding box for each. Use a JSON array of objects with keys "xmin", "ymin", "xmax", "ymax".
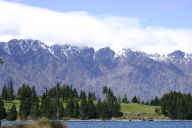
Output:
[{"xmin": 2, "ymin": 119, "xmax": 192, "ymax": 122}]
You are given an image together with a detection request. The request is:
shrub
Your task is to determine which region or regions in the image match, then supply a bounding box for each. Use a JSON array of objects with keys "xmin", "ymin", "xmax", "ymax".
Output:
[
  {"xmin": 0, "ymin": 118, "xmax": 67, "ymax": 128},
  {"xmin": 155, "ymin": 107, "xmax": 161, "ymax": 114}
]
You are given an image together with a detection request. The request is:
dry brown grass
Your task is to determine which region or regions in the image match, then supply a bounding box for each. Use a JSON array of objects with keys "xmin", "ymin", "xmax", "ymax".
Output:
[{"xmin": 1, "ymin": 118, "xmax": 67, "ymax": 128}]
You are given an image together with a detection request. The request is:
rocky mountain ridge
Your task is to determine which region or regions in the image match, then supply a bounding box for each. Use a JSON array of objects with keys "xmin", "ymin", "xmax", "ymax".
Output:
[{"xmin": 0, "ymin": 39, "xmax": 192, "ymax": 100}]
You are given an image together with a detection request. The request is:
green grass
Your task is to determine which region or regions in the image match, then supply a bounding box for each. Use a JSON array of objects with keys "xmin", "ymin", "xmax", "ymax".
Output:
[
  {"xmin": 4, "ymin": 100, "xmax": 20, "ymax": 111},
  {"xmin": 120, "ymin": 103, "xmax": 160, "ymax": 113},
  {"xmin": 120, "ymin": 103, "xmax": 168, "ymax": 120}
]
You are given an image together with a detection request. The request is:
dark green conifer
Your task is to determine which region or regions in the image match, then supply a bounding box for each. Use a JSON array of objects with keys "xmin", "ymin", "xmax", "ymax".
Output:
[
  {"xmin": 131, "ymin": 96, "xmax": 139, "ymax": 103},
  {"xmin": 57, "ymin": 101, "xmax": 64, "ymax": 119},
  {"xmin": 6, "ymin": 104, "xmax": 17, "ymax": 121},
  {"xmin": 30, "ymin": 86, "xmax": 40, "ymax": 119},
  {"xmin": 65, "ymin": 98, "xmax": 74, "ymax": 117},
  {"xmin": 87, "ymin": 98, "xmax": 97, "ymax": 119},
  {"xmin": 72, "ymin": 100, "xmax": 79, "ymax": 118},
  {"xmin": 19, "ymin": 85, "xmax": 32, "ymax": 120},
  {"xmin": 96, "ymin": 100, "xmax": 102, "ymax": 118},
  {"xmin": 79, "ymin": 98, "xmax": 88, "ymax": 120},
  {"xmin": 40, "ymin": 93, "xmax": 50, "ymax": 118},
  {"xmin": 80, "ymin": 90, "xmax": 86, "ymax": 99},
  {"xmin": 122, "ymin": 94, "xmax": 129, "ymax": 104},
  {"xmin": 2, "ymin": 85, "xmax": 9, "ymax": 101},
  {"xmin": 7, "ymin": 81, "xmax": 15, "ymax": 100},
  {"xmin": 0, "ymin": 98, "xmax": 6, "ymax": 125}
]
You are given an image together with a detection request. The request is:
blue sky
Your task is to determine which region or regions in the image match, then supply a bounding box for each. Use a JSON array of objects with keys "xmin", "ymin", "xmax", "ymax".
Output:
[
  {"xmin": 6, "ymin": 0, "xmax": 192, "ymax": 28},
  {"xmin": 0, "ymin": 0, "xmax": 192, "ymax": 54}
]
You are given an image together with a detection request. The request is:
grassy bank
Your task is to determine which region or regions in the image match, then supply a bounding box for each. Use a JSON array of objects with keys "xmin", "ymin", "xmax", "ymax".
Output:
[
  {"xmin": 121, "ymin": 103, "xmax": 160, "ymax": 113},
  {"xmin": 120, "ymin": 103, "xmax": 168, "ymax": 120},
  {"xmin": 4, "ymin": 100, "xmax": 168, "ymax": 120},
  {"xmin": 0, "ymin": 118, "xmax": 67, "ymax": 128},
  {"xmin": 4, "ymin": 100, "xmax": 20, "ymax": 111}
]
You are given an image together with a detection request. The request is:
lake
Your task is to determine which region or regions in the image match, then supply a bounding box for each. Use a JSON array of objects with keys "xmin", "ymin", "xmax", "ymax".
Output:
[{"xmin": 2, "ymin": 121, "xmax": 192, "ymax": 128}]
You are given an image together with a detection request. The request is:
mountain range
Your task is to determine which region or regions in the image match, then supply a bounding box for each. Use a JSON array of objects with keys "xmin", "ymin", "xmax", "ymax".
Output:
[{"xmin": 0, "ymin": 39, "xmax": 192, "ymax": 100}]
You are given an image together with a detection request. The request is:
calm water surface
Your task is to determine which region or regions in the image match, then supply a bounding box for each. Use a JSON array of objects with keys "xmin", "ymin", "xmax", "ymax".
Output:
[
  {"xmin": 65, "ymin": 121, "xmax": 192, "ymax": 128},
  {"xmin": 3, "ymin": 121, "xmax": 192, "ymax": 128}
]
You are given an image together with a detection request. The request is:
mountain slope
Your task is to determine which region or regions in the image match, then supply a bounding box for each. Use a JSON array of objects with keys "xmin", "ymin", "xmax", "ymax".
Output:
[{"xmin": 0, "ymin": 39, "xmax": 192, "ymax": 100}]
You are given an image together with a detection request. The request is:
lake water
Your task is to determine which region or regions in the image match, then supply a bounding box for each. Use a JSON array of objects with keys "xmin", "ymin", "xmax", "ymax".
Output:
[{"xmin": 2, "ymin": 121, "xmax": 192, "ymax": 128}]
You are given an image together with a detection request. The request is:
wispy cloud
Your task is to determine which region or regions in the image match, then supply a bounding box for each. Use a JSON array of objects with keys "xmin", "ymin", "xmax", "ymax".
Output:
[{"xmin": 0, "ymin": 0, "xmax": 192, "ymax": 54}]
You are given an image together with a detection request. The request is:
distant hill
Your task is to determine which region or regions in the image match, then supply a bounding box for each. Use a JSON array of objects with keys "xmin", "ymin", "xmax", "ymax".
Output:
[{"xmin": 1, "ymin": 39, "xmax": 192, "ymax": 100}]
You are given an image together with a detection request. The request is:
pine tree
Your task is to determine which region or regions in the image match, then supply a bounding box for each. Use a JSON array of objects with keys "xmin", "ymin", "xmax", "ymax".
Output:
[
  {"xmin": 145, "ymin": 100, "xmax": 150, "ymax": 105},
  {"xmin": 79, "ymin": 98, "xmax": 88, "ymax": 120},
  {"xmin": 80, "ymin": 90, "xmax": 86, "ymax": 99},
  {"xmin": 102, "ymin": 86, "xmax": 108, "ymax": 94},
  {"xmin": 87, "ymin": 98, "xmax": 97, "ymax": 119},
  {"xmin": 122, "ymin": 94, "xmax": 129, "ymax": 104},
  {"xmin": 72, "ymin": 88, "xmax": 79, "ymax": 98},
  {"xmin": 19, "ymin": 85, "xmax": 32, "ymax": 120},
  {"xmin": 2, "ymin": 85, "xmax": 9, "ymax": 101},
  {"xmin": 57, "ymin": 100, "xmax": 64, "ymax": 119},
  {"xmin": 65, "ymin": 98, "xmax": 74, "ymax": 117},
  {"xmin": 40, "ymin": 93, "xmax": 50, "ymax": 118},
  {"xmin": 160, "ymin": 91, "xmax": 192, "ymax": 120},
  {"xmin": 19, "ymin": 97, "xmax": 32, "ymax": 120},
  {"xmin": 47, "ymin": 99, "xmax": 58, "ymax": 119},
  {"xmin": 30, "ymin": 86, "xmax": 39, "ymax": 119},
  {"xmin": 72, "ymin": 100, "xmax": 79, "ymax": 118},
  {"xmin": 6, "ymin": 104, "xmax": 17, "ymax": 121},
  {"xmin": 106, "ymin": 88, "xmax": 116, "ymax": 102},
  {"xmin": 0, "ymin": 98, "xmax": 7, "ymax": 126},
  {"xmin": 150, "ymin": 99, "xmax": 154, "ymax": 106},
  {"xmin": 87, "ymin": 92, "xmax": 96, "ymax": 100},
  {"xmin": 88, "ymin": 92, "xmax": 93, "ymax": 100},
  {"xmin": 17, "ymin": 84, "xmax": 32, "ymax": 100},
  {"xmin": 96, "ymin": 100, "xmax": 102, "ymax": 118},
  {"xmin": 117, "ymin": 96, "xmax": 121, "ymax": 103},
  {"xmin": 141, "ymin": 101, "xmax": 145, "ymax": 104},
  {"xmin": 111, "ymin": 101, "xmax": 122, "ymax": 117},
  {"xmin": 7, "ymin": 81, "xmax": 15, "ymax": 101},
  {"xmin": 100, "ymin": 101, "xmax": 110, "ymax": 119},
  {"xmin": 31, "ymin": 86, "xmax": 38, "ymax": 101},
  {"xmin": 131, "ymin": 96, "xmax": 139, "ymax": 103},
  {"xmin": 31, "ymin": 102, "xmax": 39, "ymax": 119},
  {"xmin": 97, "ymin": 100, "xmax": 112, "ymax": 119},
  {"xmin": 153, "ymin": 96, "xmax": 160, "ymax": 106}
]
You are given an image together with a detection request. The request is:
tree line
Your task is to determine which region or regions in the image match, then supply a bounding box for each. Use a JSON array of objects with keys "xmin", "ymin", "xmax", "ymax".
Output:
[
  {"xmin": 161, "ymin": 91, "xmax": 192, "ymax": 120},
  {"xmin": 0, "ymin": 81, "xmax": 161, "ymax": 122},
  {"xmin": 3, "ymin": 81, "xmax": 192, "ymax": 121},
  {"xmin": 0, "ymin": 83, "xmax": 123, "ymax": 121}
]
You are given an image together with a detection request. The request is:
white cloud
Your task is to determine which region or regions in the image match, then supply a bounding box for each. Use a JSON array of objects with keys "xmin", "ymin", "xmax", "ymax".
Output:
[{"xmin": 0, "ymin": 1, "xmax": 192, "ymax": 54}]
